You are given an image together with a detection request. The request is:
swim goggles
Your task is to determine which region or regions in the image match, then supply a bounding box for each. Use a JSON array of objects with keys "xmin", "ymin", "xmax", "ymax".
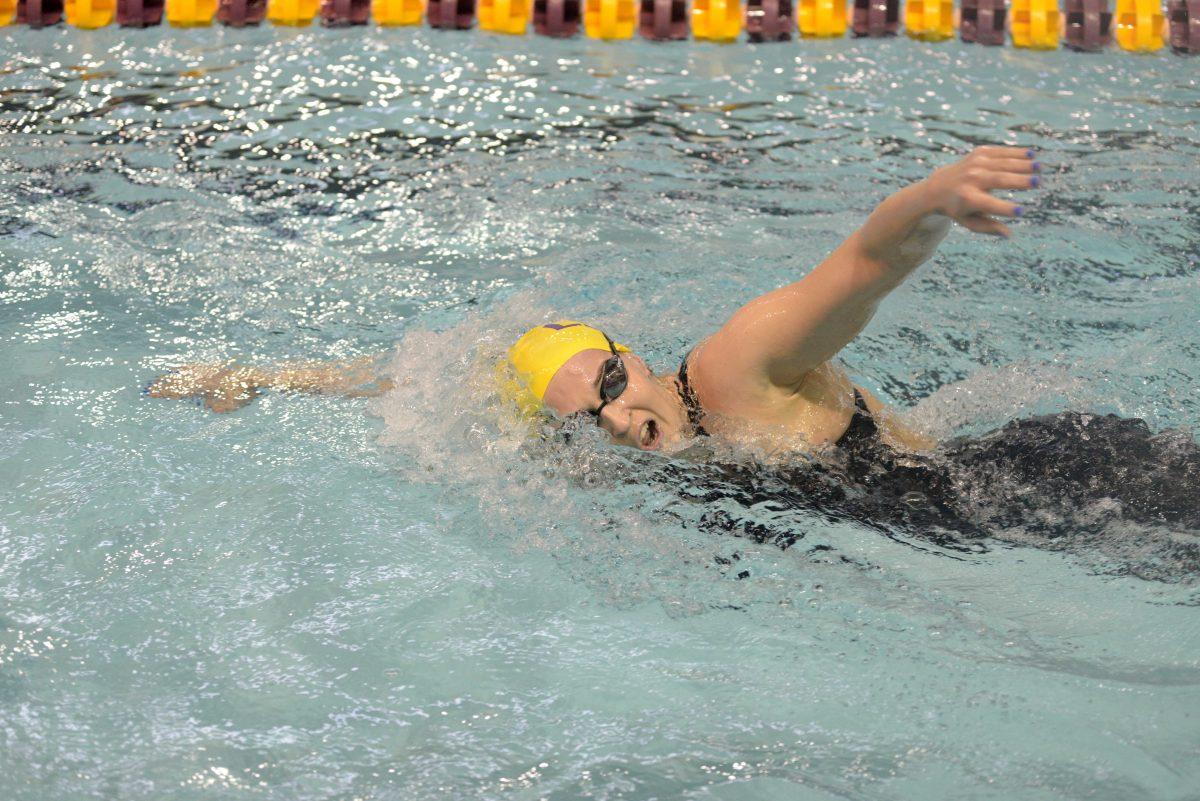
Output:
[{"xmin": 591, "ymin": 332, "xmax": 628, "ymax": 420}]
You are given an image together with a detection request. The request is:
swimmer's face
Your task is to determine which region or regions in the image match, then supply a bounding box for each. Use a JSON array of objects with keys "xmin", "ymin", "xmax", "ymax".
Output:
[{"xmin": 542, "ymin": 349, "xmax": 687, "ymax": 452}]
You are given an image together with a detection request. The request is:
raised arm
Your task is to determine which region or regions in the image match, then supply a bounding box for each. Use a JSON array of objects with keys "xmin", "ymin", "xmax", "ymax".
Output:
[
  {"xmin": 145, "ymin": 356, "xmax": 392, "ymax": 412},
  {"xmin": 700, "ymin": 146, "xmax": 1040, "ymax": 394}
]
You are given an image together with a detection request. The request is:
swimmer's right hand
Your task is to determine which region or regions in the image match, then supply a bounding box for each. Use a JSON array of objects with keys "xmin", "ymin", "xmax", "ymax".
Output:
[{"xmin": 145, "ymin": 364, "xmax": 263, "ymax": 413}]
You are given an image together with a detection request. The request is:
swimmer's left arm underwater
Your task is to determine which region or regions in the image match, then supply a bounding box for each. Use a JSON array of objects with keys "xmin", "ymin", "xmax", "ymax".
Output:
[{"xmin": 145, "ymin": 146, "xmax": 1041, "ymax": 452}]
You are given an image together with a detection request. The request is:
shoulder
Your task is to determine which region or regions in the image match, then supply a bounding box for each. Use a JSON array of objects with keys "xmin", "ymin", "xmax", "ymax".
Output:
[{"xmin": 687, "ymin": 337, "xmax": 788, "ymax": 418}]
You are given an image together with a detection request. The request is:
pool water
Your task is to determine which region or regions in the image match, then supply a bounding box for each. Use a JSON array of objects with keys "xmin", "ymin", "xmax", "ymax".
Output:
[{"xmin": 2, "ymin": 26, "xmax": 1199, "ymax": 801}]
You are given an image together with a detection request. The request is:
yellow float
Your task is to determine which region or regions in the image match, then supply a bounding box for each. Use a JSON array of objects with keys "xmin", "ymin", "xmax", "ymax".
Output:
[
  {"xmin": 1, "ymin": 0, "xmax": 18, "ymax": 23},
  {"xmin": 374, "ymin": 0, "xmax": 423, "ymax": 24},
  {"xmin": 584, "ymin": 0, "xmax": 635, "ymax": 38},
  {"xmin": 1115, "ymin": 0, "xmax": 1165, "ymax": 50},
  {"xmin": 691, "ymin": 0, "xmax": 741, "ymax": 39},
  {"xmin": 798, "ymin": 0, "xmax": 846, "ymax": 36},
  {"xmin": 267, "ymin": 0, "xmax": 318, "ymax": 25},
  {"xmin": 65, "ymin": 0, "xmax": 115, "ymax": 26},
  {"xmin": 1010, "ymin": 0, "xmax": 1060, "ymax": 47},
  {"xmin": 905, "ymin": 0, "xmax": 953, "ymax": 39},
  {"xmin": 479, "ymin": 0, "xmax": 529, "ymax": 32},
  {"xmin": 167, "ymin": 0, "xmax": 217, "ymax": 24}
]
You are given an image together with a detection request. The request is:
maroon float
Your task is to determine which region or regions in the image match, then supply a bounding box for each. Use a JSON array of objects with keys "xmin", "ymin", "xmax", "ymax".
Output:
[
  {"xmin": 1168, "ymin": 0, "xmax": 1200, "ymax": 52},
  {"xmin": 961, "ymin": 0, "xmax": 1006, "ymax": 43},
  {"xmin": 216, "ymin": 0, "xmax": 266, "ymax": 24},
  {"xmin": 16, "ymin": 0, "xmax": 64, "ymax": 26},
  {"xmin": 1063, "ymin": 0, "xmax": 1112, "ymax": 50},
  {"xmin": 638, "ymin": 0, "xmax": 688, "ymax": 38},
  {"xmin": 116, "ymin": 0, "xmax": 164, "ymax": 25},
  {"xmin": 851, "ymin": 0, "xmax": 898, "ymax": 36},
  {"xmin": 534, "ymin": 0, "xmax": 580, "ymax": 34},
  {"xmin": 745, "ymin": 0, "xmax": 793, "ymax": 40},
  {"xmin": 321, "ymin": 0, "xmax": 370, "ymax": 24},
  {"xmin": 427, "ymin": 0, "xmax": 475, "ymax": 27}
]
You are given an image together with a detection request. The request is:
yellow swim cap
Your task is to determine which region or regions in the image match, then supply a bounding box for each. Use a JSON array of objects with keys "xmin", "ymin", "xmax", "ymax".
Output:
[{"xmin": 503, "ymin": 321, "xmax": 630, "ymax": 414}]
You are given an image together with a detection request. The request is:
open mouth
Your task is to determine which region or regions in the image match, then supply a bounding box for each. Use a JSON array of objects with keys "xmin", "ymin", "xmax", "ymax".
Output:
[{"xmin": 640, "ymin": 419, "xmax": 660, "ymax": 450}]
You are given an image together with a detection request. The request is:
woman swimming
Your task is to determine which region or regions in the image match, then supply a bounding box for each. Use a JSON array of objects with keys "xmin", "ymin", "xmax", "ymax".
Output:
[
  {"xmin": 146, "ymin": 145, "xmax": 1200, "ymax": 547},
  {"xmin": 501, "ymin": 145, "xmax": 1044, "ymax": 453},
  {"xmin": 151, "ymin": 146, "xmax": 1036, "ymax": 440}
]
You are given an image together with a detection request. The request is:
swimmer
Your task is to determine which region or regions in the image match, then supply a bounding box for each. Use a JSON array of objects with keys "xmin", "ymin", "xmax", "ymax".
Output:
[
  {"xmin": 148, "ymin": 145, "xmax": 1041, "ymax": 453},
  {"xmin": 147, "ymin": 145, "xmax": 1200, "ymax": 549}
]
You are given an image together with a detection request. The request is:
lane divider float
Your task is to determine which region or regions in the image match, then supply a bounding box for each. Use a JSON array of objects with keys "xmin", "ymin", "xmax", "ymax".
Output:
[
  {"xmin": 961, "ymin": 0, "xmax": 1006, "ymax": 42},
  {"xmin": 217, "ymin": 0, "xmax": 265, "ymax": 24},
  {"xmin": 374, "ymin": 0, "xmax": 421, "ymax": 23},
  {"xmin": 66, "ymin": 0, "xmax": 114, "ymax": 26},
  {"xmin": 480, "ymin": 0, "xmax": 529, "ymax": 31},
  {"xmin": 584, "ymin": 0, "xmax": 636, "ymax": 38},
  {"xmin": 534, "ymin": 0, "xmax": 581, "ymax": 33},
  {"xmin": 266, "ymin": 0, "xmax": 316, "ymax": 24},
  {"xmin": 1063, "ymin": 0, "xmax": 1112, "ymax": 48},
  {"xmin": 321, "ymin": 0, "xmax": 370, "ymax": 23},
  {"xmin": 905, "ymin": 0, "xmax": 953, "ymax": 39},
  {"xmin": 1168, "ymin": 0, "xmax": 1198, "ymax": 51},
  {"xmin": 851, "ymin": 0, "xmax": 899, "ymax": 35},
  {"xmin": 745, "ymin": 0, "xmax": 794, "ymax": 40},
  {"xmin": 692, "ymin": 0, "xmax": 742, "ymax": 39},
  {"xmin": 799, "ymin": 0, "xmax": 847, "ymax": 35},
  {"xmin": 18, "ymin": 0, "xmax": 65, "ymax": 25},
  {"xmin": 1011, "ymin": 0, "xmax": 1059, "ymax": 46},
  {"xmin": 639, "ymin": 0, "xmax": 688, "ymax": 38},
  {"xmin": 8, "ymin": 0, "xmax": 1188, "ymax": 56},
  {"xmin": 1115, "ymin": 0, "xmax": 1164, "ymax": 48}
]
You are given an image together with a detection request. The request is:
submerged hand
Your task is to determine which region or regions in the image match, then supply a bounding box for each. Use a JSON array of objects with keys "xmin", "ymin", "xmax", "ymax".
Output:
[
  {"xmin": 145, "ymin": 356, "xmax": 391, "ymax": 413},
  {"xmin": 146, "ymin": 364, "xmax": 262, "ymax": 413},
  {"xmin": 922, "ymin": 145, "xmax": 1041, "ymax": 238}
]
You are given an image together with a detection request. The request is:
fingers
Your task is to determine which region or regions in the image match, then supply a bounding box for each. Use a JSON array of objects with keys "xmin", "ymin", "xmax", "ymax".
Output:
[
  {"xmin": 983, "ymin": 171, "xmax": 1041, "ymax": 191},
  {"xmin": 959, "ymin": 213, "xmax": 1012, "ymax": 238},
  {"xmin": 967, "ymin": 188, "xmax": 1022, "ymax": 218},
  {"xmin": 972, "ymin": 145, "xmax": 1035, "ymax": 160},
  {"xmin": 982, "ymin": 157, "xmax": 1039, "ymax": 174}
]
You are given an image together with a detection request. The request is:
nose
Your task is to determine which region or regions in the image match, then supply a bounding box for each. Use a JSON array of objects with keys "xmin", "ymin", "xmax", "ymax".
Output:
[{"xmin": 598, "ymin": 400, "xmax": 631, "ymax": 438}]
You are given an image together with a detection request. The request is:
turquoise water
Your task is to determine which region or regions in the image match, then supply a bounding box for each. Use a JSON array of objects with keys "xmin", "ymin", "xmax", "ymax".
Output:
[{"xmin": 2, "ymin": 26, "xmax": 1199, "ymax": 800}]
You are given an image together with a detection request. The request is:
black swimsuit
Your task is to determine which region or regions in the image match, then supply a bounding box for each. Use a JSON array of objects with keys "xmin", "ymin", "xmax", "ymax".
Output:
[
  {"xmin": 668, "ymin": 354, "xmax": 1200, "ymax": 581},
  {"xmin": 677, "ymin": 351, "xmax": 880, "ymax": 449}
]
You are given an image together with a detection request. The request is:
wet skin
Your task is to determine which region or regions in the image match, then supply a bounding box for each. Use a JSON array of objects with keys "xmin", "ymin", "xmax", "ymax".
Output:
[
  {"xmin": 540, "ymin": 349, "xmax": 689, "ymax": 452},
  {"xmin": 538, "ymin": 347, "xmax": 927, "ymax": 453}
]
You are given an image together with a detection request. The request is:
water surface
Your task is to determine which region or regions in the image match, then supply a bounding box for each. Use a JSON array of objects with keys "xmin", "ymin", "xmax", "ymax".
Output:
[{"xmin": 2, "ymin": 26, "xmax": 1199, "ymax": 801}]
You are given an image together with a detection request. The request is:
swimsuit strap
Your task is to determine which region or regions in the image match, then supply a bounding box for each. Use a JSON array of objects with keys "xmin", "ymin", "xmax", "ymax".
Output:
[
  {"xmin": 677, "ymin": 350, "xmax": 709, "ymax": 437},
  {"xmin": 836, "ymin": 388, "xmax": 881, "ymax": 452}
]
